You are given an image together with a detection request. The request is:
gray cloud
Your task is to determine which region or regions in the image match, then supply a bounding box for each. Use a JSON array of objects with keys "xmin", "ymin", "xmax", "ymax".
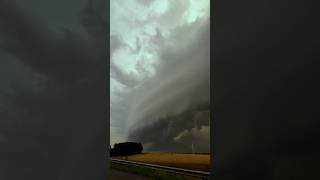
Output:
[
  {"xmin": 110, "ymin": 34, "xmax": 141, "ymax": 88},
  {"xmin": 128, "ymin": 105, "xmax": 210, "ymax": 153},
  {"xmin": 109, "ymin": 0, "xmax": 210, "ymax": 153},
  {"xmin": 136, "ymin": 0, "xmax": 156, "ymax": 7},
  {"xmin": 132, "ymin": 37, "xmax": 142, "ymax": 53},
  {"xmin": 136, "ymin": 0, "xmax": 191, "ymax": 29},
  {"xmin": 110, "ymin": 35, "xmax": 127, "ymax": 55},
  {"xmin": 110, "ymin": 62, "xmax": 140, "ymax": 88},
  {"xmin": 173, "ymin": 125, "xmax": 210, "ymax": 153},
  {"xmin": 123, "ymin": 17, "xmax": 210, "ymax": 153}
]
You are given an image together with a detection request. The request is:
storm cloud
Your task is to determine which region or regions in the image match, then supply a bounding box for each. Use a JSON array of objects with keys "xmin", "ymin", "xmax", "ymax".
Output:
[{"xmin": 110, "ymin": 0, "xmax": 210, "ymax": 153}]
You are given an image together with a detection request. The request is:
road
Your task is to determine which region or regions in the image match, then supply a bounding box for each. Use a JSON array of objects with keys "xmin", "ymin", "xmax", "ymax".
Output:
[{"xmin": 110, "ymin": 169, "xmax": 151, "ymax": 180}]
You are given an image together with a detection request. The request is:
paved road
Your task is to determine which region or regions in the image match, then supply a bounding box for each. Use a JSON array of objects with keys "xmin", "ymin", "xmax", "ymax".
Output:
[{"xmin": 110, "ymin": 169, "xmax": 151, "ymax": 180}]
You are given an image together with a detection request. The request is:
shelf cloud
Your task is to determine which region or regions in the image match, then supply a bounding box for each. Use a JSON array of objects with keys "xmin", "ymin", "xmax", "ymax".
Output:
[{"xmin": 110, "ymin": 0, "xmax": 210, "ymax": 153}]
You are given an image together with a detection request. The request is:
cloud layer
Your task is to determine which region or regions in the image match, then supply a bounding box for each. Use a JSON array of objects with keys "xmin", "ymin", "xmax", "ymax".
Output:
[{"xmin": 110, "ymin": 0, "xmax": 210, "ymax": 153}]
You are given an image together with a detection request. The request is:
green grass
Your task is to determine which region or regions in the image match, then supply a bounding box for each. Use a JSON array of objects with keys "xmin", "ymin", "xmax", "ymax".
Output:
[{"xmin": 111, "ymin": 162, "xmax": 203, "ymax": 180}]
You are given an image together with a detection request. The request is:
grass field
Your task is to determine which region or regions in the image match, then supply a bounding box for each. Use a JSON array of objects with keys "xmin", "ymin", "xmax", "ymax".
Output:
[
  {"xmin": 112, "ymin": 152, "xmax": 211, "ymax": 171},
  {"xmin": 111, "ymin": 163, "xmax": 202, "ymax": 180}
]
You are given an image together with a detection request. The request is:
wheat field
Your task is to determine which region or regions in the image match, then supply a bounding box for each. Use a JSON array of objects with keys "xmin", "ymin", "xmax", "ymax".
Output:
[{"xmin": 112, "ymin": 153, "xmax": 211, "ymax": 171}]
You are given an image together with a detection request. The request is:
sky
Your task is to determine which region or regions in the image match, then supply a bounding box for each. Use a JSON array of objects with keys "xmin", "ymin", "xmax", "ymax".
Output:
[
  {"xmin": 0, "ymin": 0, "xmax": 318, "ymax": 179},
  {"xmin": 110, "ymin": 0, "xmax": 210, "ymax": 153},
  {"xmin": 0, "ymin": 1, "xmax": 210, "ymax": 179}
]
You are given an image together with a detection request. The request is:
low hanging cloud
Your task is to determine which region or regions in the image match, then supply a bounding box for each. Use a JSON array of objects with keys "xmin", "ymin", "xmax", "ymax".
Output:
[
  {"xmin": 124, "ymin": 16, "xmax": 210, "ymax": 153},
  {"xmin": 110, "ymin": 0, "xmax": 210, "ymax": 152},
  {"xmin": 174, "ymin": 125, "xmax": 210, "ymax": 153}
]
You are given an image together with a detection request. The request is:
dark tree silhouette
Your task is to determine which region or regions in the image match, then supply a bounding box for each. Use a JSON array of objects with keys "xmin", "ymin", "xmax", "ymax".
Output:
[{"xmin": 110, "ymin": 142, "xmax": 143, "ymax": 156}]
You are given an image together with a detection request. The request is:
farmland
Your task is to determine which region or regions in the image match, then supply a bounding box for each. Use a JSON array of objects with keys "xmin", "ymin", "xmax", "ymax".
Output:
[{"xmin": 112, "ymin": 152, "xmax": 211, "ymax": 172}]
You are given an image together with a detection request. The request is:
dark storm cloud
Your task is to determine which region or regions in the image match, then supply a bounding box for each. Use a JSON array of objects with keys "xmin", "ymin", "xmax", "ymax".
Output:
[
  {"xmin": 0, "ymin": 0, "xmax": 107, "ymax": 179},
  {"xmin": 126, "ymin": 17, "xmax": 210, "ymax": 153},
  {"xmin": 129, "ymin": 104, "xmax": 210, "ymax": 153}
]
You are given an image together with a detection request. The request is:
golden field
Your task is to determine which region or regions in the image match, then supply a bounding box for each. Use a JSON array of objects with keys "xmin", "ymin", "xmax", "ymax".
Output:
[{"xmin": 112, "ymin": 153, "xmax": 211, "ymax": 171}]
